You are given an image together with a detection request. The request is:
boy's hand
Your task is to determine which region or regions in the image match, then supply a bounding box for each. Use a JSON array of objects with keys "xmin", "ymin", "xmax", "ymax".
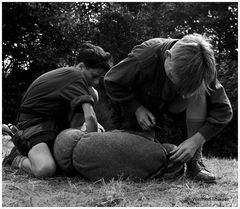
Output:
[
  {"xmin": 169, "ymin": 132, "xmax": 206, "ymax": 163},
  {"xmin": 135, "ymin": 105, "xmax": 156, "ymax": 130},
  {"xmin": 89, "ymin": 86, "xmax": 99, "ymax": 104}
]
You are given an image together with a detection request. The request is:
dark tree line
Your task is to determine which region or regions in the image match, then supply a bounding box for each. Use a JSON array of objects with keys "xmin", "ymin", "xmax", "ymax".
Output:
[{"xmin": 2, "ymin": 2, "xmax": 238, "ymax": 158}]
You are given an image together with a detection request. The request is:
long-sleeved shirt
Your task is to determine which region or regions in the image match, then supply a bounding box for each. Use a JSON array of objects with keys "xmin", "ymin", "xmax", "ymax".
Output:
[{"xmin": 104, "ymin": 38, "xmax": 233, "ymax": 141}]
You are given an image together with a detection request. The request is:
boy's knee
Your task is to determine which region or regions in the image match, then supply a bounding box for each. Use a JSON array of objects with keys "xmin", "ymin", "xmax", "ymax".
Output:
[
  {"xmin": 186, "ymin": 92, "xmax": 207, "ymax": 120},
  {"xmin": 33, "ymin": 161, "xmax": 56, "ymax": 177}
]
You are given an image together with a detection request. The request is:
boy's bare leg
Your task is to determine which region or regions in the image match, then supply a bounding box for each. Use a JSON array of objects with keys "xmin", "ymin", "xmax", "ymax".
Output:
[{"xmin": 14, "ymin": 142, "xmax": 56, "ymax": 177}]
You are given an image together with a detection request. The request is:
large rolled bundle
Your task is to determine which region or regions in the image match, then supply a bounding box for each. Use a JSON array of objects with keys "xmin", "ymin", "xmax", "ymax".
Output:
[
  {"xmin": 54, "ymin": 129, "xmax": 184, "ymax": 181},
  {"xmin": 54, "ymin": 123, "xmax": 105, "ymax": 174},
  {"xmin": 54, "ymin": 128, "xmax": 85, "ymax": 174},
  {"xmin": 74, "ymin": 131, "xmax": 184, "ymax": 181}
]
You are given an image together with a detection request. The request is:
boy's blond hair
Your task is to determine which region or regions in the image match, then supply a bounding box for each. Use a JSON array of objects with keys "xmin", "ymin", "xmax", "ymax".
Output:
[{"xmin": 171, "ymin": 33, "xmax": 216, "ymax": 96}]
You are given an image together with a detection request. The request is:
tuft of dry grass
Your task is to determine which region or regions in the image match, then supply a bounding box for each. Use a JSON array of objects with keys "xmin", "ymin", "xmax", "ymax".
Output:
[{"xmin": 2, "ymin": 157, "xmax": 238, "ymax": 207}]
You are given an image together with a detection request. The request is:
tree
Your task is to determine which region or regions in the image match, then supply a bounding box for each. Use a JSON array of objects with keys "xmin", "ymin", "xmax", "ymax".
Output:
[{"xmin": 2, "ymin": 2, "xmax": 237, "ymax": 157}]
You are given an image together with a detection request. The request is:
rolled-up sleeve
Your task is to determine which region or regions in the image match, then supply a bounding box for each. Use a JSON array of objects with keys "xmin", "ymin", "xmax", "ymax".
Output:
[
  {"xmin": 199, "ymin": 79, "xmax": 233, "ymax": 140},
  {"xmin": 104, "ymin": 56, "xmax": 142, "ymax": 114},
  {"xmin": 60, "ymin": 79, "xmax": 94, "ymax": 112}
]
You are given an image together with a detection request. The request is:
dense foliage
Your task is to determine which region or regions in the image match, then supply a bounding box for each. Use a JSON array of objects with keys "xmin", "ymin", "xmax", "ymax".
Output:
[{"xmin": 2, "ymin": 2, "xmax": 238, "ymax": 158}]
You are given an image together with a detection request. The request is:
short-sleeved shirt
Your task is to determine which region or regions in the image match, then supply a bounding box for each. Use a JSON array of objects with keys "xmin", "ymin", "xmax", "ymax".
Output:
[{"xmin": 18, "ymin": 67, "xmax": 94, "ymax": 130}]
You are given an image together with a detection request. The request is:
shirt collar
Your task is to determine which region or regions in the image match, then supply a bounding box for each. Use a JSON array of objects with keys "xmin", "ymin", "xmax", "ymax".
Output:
[{"xmin": 160, "ymin": 39, "xmax": 179, "ymax": 62}]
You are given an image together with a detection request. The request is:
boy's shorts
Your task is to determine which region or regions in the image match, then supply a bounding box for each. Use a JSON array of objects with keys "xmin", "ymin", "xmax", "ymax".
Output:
[{"xmin": 16, "ymin": 119, "xmax": 58, "ymax": 156}]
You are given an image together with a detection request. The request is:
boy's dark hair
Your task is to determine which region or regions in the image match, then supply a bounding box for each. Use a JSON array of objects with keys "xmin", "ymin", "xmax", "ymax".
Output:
[{"xmin": 75, "ymin": 43, "xmax": 113, "ymax": 71}]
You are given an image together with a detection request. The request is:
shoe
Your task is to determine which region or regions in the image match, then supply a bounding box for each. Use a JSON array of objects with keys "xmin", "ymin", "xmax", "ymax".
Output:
[
  {"xmin": 11, "ymin": 155, "xmax": 27, "ymax": 169},
  {"xmin": 2, "ymin": 146, "xmax": 21, "ymax": 167},
  {"xmin": 2, "ymin": 124, "xmax": 14, "ymax": 136},
  {"xmin": 187, "ymin": 161, "xmax": 217, "ymax": 183},
  {"xmin": 8, "ymin": 124, "xmax": 22, "ymax": 146}
]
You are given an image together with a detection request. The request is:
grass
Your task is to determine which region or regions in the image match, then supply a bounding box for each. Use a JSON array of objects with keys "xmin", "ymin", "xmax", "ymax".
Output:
[{"xmin": 2, "ymin": 157, "xmax": 238, "ymax": 207}]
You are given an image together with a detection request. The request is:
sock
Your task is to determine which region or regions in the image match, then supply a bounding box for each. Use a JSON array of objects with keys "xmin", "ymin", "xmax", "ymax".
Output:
[
  {"xmin": 186, "ymin": 120, "xmax": 204, "ymax": 170},
  {"xmin": 18, "ymin": 156, "xmax": 28, "ymax": 169},
  {"xmin": 12, "ymin": 155, "xmax": 27, "ymax": 169}
]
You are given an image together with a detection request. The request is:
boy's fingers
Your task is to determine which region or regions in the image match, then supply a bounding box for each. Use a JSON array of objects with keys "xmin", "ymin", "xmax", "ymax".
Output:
[
  {"xmin": 169, "ymin": 149, "xmax": 183, "ymax": 162},
  {"xmin": 174, "ymin": 154, "xmax": 185, "ymax": 162},
  {"xmin": 169, "ymin": 146, "xmax": 179, "ymax": 154},
  {"xmin": 148, "ymin": 113, "xmax": 156, "ymax": 125},
  {"xmin": 139, "ymin": 121, "xmax": 148, "ymax": 130},
  {"xmin": 145, "ymin": 119, "xmax": 153, "ymax": 128},
  {"xmin": 181, "ymin": 156, "xmax": 190, "ymax": 163}
]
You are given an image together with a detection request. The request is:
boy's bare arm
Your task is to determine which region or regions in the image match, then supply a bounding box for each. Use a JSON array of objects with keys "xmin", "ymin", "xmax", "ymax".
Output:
[{"xmin": 82, "ymin": 103, "xmax": 98, "ymax": 133}]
